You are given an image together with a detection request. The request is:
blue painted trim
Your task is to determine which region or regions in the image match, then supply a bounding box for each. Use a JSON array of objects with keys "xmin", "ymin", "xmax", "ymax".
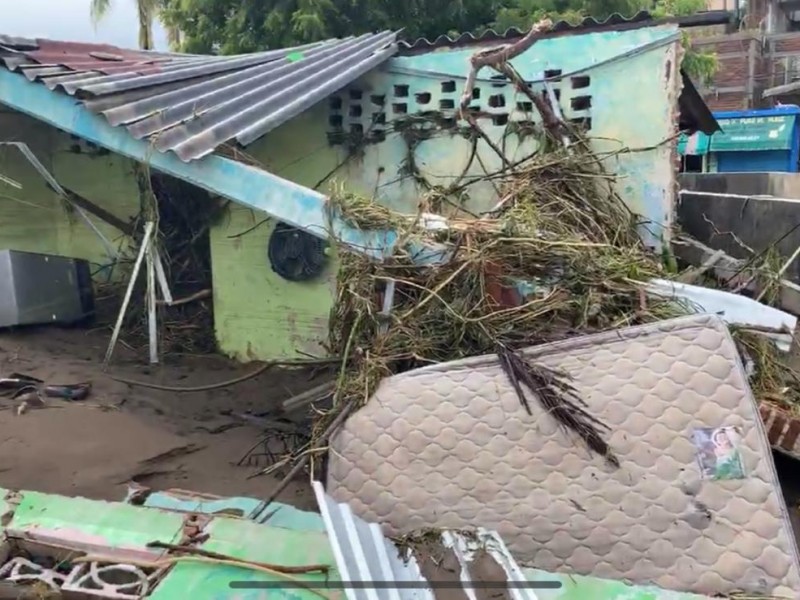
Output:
[
  {"xmin": 0, "ymin": 69, "xmax": 396, "ymax": 259},
  {"xmin": 713, "ymin": 106, "xmax": 800, "ymax": 120},
  {"xmin": 790, "ymin": 117, "xmax": 800, "ymax": 172}
]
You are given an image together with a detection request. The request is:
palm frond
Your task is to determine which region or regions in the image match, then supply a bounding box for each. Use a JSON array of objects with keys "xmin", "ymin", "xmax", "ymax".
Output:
[
  {"xmin": 137, "ymin": 0, "xmax": 158, "ymax": 49},
  {"xmin": 90, "ymin": 0, "xmax": 112, "ymax": 25}
]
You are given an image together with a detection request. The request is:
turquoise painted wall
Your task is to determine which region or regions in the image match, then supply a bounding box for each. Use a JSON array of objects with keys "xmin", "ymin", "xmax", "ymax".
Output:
[
  {"xmin": 0, "ymin": 26, "xmax": 684, "ymax": 363},
  {"xmin": 211, "ymin": 25, "xmax": 684, "ymax": 361},
  {"xmin": 0, "ymin": 108, "xmax": 138, "ymax": 276}
]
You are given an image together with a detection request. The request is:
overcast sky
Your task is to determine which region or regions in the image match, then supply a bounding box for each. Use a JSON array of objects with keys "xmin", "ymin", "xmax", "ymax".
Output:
[{"xmin": 5, "ymin": 0, "xmax": 167, "ymax": 49}]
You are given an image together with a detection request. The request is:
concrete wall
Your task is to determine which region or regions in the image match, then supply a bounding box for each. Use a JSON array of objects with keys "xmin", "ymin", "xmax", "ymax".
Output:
[
  {"xmin": 679, "ymin": 172, "xmax": 800, "ymax": 281},
  {"xmin": 681, "ymin": 171, "xmax": 800, "ymax": 196},
  {"xmin": 208, "ymin": 107, "xmax": 343, "ymax": 361},
  {"xmin": 0, "ymin": 108, "xmax": 138, "ymax": 278},
  {"xmin": 0, "ymin": 26, "xmax": 686, "ymax": 363},
  {"xmin": 210, "ymin": 25, "xmax": 685, "ymax": 361}
]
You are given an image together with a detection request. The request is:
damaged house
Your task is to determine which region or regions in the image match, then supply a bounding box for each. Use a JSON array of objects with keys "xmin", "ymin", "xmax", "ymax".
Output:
[
  {"xmin": 4, "ymin": 12, "xmax": 800, "ymax": 600},
  {"xmin": 0, "ymin": 12, "xmax": 721, "ymax": 362}
]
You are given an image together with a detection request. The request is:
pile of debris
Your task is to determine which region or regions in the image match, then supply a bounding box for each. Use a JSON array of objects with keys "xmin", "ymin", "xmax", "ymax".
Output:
[
  {"xmin": 324, "ymin": 136, "xmax": 681, "ymax": 463},
  {"xmin": 224, "ymin": 27, "xmax": 800, "ymax": 600},
  {"xmin": 311, "ymin": 146, "xmax": 800, "ymax": 597},
  {"xmin": 311, "ymin": 134, "xmax": 798, "ymax": 473},
  {"xmin": 251, "ymin": 24, "xmax": 783, "ymax": 466}
]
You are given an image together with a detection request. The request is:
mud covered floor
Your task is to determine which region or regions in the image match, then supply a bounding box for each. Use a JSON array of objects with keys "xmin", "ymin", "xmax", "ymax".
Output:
[
  {"xmin": 412, "ymin": 537, "xmax": 512, "ymax": 600},
  {"xmin": 3, "ymin": 325, "xmax": 800, "ymax": 557},
  {"xmin": 0, "ymin": 326, "xmax": 319, "ymax": 508}
]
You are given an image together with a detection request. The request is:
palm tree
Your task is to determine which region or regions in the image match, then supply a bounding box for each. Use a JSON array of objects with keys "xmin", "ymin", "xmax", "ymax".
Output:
[{"xmin": 90, "ymin": 0, "xmax": 161, "ymax": 50}]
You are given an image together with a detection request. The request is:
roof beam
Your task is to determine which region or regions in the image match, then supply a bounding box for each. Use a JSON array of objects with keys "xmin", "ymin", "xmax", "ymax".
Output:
[{"xmin": 0, "ymin": 69, "xmax": 396, "ymax": 259}]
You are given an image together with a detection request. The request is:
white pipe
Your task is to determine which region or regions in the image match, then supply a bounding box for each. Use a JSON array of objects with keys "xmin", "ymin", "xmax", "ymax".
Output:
[
  {"xmin": 152, "ymin": 245, "xmax": 173, "ymax": 305},
  {"xmin": 146, "ymin": 240, "xmax": 158, "ymax": 364},
  {"xmin": 103, "ymin": 221, "xmax": 155, "ymax": 368}
]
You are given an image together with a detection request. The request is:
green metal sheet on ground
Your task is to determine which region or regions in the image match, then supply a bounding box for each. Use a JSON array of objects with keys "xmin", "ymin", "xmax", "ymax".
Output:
[
  {"xmin": 523, "ymin": 568, "xmax": 711, "ymax": 599},
  {"xmin": 7, "ymin": 491, "xmax": 185, "ymax": 550},
  {"xmin": 710, "ymin": 115, "xmax": 796, "ymax": 152},
  {"xmin": 262, "ymin": 503, "xmax": 325, "ymax": 531},
  {"xmin": 136, "ymin": 490, "xmax": 326, "ymax": 532},
  {"xmin": 149, "ymin": 517, "xmax": 341, "ymax": 600}
]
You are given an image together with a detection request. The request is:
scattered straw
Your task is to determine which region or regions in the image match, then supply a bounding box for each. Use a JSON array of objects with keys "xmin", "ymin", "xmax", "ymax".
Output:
[
  {"xmin": 328, "ymin": 183, "xmax": 404, "ymax": 231},
  {"xmin": 319, "ymin": 135, "xmax": 684, "ymax": 461},
  {"xmin": 732, "ymin": 327, "xmax": 800, "ymax": 414}
]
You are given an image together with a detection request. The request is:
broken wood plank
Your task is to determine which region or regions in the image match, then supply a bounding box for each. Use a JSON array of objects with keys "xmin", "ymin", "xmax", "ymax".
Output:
[
  {"xmin": 672, "ymin": 236, "xmax": 800, "ymax": 316},
  {"xmin": 676, "ymin": 248, "xmax": 726, "ymax": 284},
  {"xmin": 156, "ymin": 289, "xmax": 211, "ymax": 307},
  {"xmin": 757, "ymin": 243, "xmax": 800, "ymax": 302},
  {"xmin": 281, "ymin": 381, "xmax": 335, "ymax": 413},
  {"xmin": 62, "ymin": 187, "xmax": 134, "ymax": 236}
]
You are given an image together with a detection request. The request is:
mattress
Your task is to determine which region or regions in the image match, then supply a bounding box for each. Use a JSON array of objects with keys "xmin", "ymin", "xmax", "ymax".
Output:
[{"xmin": 326, "ymin": 314, "xmax": 800, "ymax": 597}]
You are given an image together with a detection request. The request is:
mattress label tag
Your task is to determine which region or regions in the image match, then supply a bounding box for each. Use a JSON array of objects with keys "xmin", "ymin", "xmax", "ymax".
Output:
[{"xmin": 693, "ymin": 426, "xmax": 746, "ymax": 480}]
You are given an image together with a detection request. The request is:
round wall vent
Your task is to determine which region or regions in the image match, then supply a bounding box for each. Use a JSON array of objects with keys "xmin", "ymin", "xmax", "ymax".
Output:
[{"xmin": 267, "ymin": 222, "xmax": 328, "ymax": 282}]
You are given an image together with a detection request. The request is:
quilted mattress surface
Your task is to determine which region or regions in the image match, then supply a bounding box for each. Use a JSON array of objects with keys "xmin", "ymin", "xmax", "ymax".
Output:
[{"xmin": 326, "ymin": 315, "xmax": 800, "ymax": 597}]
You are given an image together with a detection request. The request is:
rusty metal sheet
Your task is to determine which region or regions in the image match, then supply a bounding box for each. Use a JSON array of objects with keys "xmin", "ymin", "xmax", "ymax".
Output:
[
  {"xmin": 0, "ymin": 32, "xmax": 399, "ymax": 162},
  {"xmin": 398, "ymin": 10, "xmax": 732, "ymax": 53}
]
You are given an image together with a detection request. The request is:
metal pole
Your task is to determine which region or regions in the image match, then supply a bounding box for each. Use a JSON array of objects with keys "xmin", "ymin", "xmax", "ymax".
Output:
[
  {"xmin": 103, "ymin": 221, "xmax": 154, "ymax": 369},
  {"xmin": 146, "ymin": 239, "xmax": 159, "ymax": 364}
]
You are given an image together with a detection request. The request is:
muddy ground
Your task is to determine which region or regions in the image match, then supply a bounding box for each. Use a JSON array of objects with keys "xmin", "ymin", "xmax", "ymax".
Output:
[
  {"xmin": 1, "ymin": 325, "xmax": 800, "ymax": 554},
  {"xmin": 0, "ymin": 325, "xmax": 320, "ymax": 508}
]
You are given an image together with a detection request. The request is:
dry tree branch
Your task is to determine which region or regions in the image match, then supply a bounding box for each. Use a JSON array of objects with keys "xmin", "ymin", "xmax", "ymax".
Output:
[
  {"xmin": 456, "ymin": 18, "xmax": 555, "ymax": 169},
  {"xmin": 457, "ymin": 17, "xmax": 554, "ymax": 119}
]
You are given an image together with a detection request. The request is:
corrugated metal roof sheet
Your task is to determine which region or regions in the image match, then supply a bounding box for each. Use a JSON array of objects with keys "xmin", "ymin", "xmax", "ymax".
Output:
[
  {"xmin": 0, "ymin": 32, "xmax": 399, "ymax": 162},
  {"xmin": 398, "ymin": 10, "xmax": 732, "ymax": 52},
  {"xmin": 312, "ymin": 481, "xmax": 539, "ymax": 600},
  {"xmin": 680, "ymin": 71, "xmax": 721, "ymax": 135},
  {"xmin": 400, "ymin": 11, "xmax": 654, "ymax": 51},
  {"xmin": 313, "ymin": 481, "xmax": 433, "ymax": 600},
  {"xmin": 0, "ymin": 11, "xmax": 728, "ymax": 163}
]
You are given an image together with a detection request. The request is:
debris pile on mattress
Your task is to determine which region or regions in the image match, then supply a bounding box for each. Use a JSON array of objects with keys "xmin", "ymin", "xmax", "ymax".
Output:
[
  {"xmin": 320, "ymin": 135, "xmax": 800, "ymax": 461},
  {"xmin": 312, "ymin": 100, "xmax": 800, "ymax": 476},
  {"xmin": 323, "ymin": 137, "xmax": 686, "ymax": 453},
  {"xmin": 313, "ymin": 142, "xmax": 800, "ymax": 597},
  {"xmin": 307, "ymin": 22, "xmax": 800, "ymax": 462}
]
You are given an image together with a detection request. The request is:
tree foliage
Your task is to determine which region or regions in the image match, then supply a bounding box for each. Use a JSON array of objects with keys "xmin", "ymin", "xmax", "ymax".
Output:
[
  {"xmin": 90, "ymin": 0, "xmax": 181, "ymax": 50},
  {"xmin": 652, "ymin": 0, "xmax": 719, "ymax": 84},
  {"xmin": 153, "ymin": 0, "xmax": 717, "ymax": 82}
]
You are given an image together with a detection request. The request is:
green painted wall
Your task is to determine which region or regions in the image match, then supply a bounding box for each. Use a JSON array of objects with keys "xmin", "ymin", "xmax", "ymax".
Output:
[
  {"xmin": 1, "ymin": 488, "xmax": 340, "ymax": 600},
  {"xmin": 208, "ymin": 107, "xmax": 359, "ymax": 360},
  {"xmin": 0, "ymin": 27, "xmax": 684, "ymax": 364},
  {"xmin": 210, "ymin": 208, "xmax": 337, "ymax": 360},
  {"xmin": 0, "ymin": 108, "xmax": 139, "ymax": 277},
  {"xmin": 210, "ymin": 26, "xmax": 683, "ymax": 361}
]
